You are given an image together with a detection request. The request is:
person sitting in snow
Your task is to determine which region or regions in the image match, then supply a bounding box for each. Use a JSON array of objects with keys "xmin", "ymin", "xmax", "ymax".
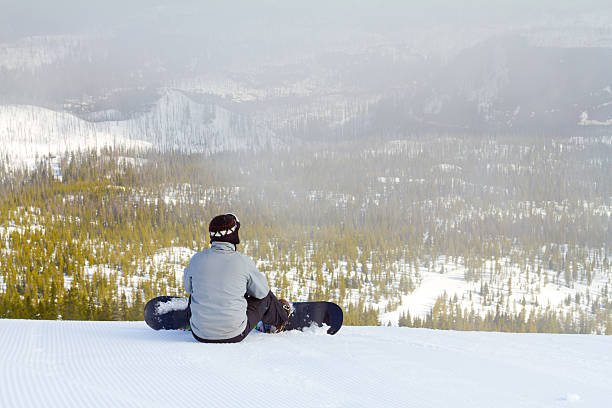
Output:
[{"xmin": 183, "ymin": 213, "xmax": 291, "ymax": 343}]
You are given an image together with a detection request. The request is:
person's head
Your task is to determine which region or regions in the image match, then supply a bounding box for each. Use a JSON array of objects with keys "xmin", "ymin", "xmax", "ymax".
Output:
[{"xmin": 209, "ymin": 213, "xmax": 240, "ymax": 245}]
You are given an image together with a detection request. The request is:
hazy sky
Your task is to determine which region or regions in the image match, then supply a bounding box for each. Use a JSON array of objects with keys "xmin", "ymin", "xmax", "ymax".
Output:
[
  {"xmin": 1, "ymin": 1, "xmax": 612, "ymax": 136},
  {"xmin": 2, "ymin": 0, "xmax": 612, "ymax": 42}
]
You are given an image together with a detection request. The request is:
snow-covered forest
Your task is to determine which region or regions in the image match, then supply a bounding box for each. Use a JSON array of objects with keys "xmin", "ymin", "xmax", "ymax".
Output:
[{"xmin": 1, "ymin": 132, "xmax": 610, "ymax": 332}]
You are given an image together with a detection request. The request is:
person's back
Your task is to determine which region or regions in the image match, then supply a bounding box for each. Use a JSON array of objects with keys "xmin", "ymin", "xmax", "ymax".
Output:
[
  {"xmin": 183, "ymin": 213, "xmax": 290, "ymax": 343},
  {"xmin": 185, "ymin": 241, "xmax": 269, "ymax": 340}
]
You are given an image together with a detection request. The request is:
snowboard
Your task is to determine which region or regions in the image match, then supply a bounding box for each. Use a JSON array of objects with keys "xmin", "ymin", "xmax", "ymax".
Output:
[
  {"xmin": 144, "ymin": 296, "xmax": 343, "ymax": 335},
  {"xmin": 143, "ymin": 296, "xmax": 190, "ymax": 331},
  {"xmin": 258, "ymin": 301, "xmax": 343, "ymax": 335}
]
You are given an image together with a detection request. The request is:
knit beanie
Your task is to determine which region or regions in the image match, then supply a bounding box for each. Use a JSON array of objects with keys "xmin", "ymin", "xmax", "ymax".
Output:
[{"xmin": 209, "ymin": 213, "xmax": 240, "ymax": 245}]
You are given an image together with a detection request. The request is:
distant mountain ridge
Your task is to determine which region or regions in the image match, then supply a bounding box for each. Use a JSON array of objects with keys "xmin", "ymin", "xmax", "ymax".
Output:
[
  {"xmin": 2, "ymin": 4, "xmax": 612, "ymax": 157},
  {"xmin": 364, "ymin": 37, "xmax": 612, "ymax": 135},
  {"xmin": 0, "ymin": 90, "xmax": 278, "ymax": 167}
]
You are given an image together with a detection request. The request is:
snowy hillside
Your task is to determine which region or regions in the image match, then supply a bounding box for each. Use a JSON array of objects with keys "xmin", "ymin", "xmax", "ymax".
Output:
[
  {"xmin": 1, "ymin": 320, "xmax": 610, "ymax": 407},
  {"xmin": 0, "ymin": 104, "xmax": 151, "ymax": 169},
  {"xmin": 0, "ymin": 90, "xmax": 272, "ymax": 168}
]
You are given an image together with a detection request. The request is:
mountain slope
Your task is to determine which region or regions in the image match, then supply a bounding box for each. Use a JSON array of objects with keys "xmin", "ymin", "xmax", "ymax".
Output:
[
  {"xmin": 0, "ymin": 90, "xmax": 274, "ymax": 168},
  {"xmin": 0, "ymin": 104, "xmax": 151, "ymax": 169},
  {"xmin": 1, "ymin": 319, "xmax": 610, "ymax": 407}
]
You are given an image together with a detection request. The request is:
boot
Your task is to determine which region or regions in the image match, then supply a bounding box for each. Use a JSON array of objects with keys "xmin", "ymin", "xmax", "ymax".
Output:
[
  {"xmin": 270, "ymin": 299, "xmax": 292, "ymax": 333},
  {"xmin": 279, "ymin": 299, "xmax": 292, "ymax": 317}
]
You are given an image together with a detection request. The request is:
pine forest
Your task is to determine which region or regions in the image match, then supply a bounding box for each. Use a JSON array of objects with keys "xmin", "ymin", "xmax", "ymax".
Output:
[{"xmin": 1, "ymin": 134, "xmax": 611, "ymax": 334}]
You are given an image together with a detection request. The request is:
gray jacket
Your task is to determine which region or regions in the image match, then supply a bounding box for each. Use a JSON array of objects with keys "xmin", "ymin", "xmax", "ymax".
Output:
[{"xmin": 183, "ymin": 241, "xmax": 270, "ymax": 340}]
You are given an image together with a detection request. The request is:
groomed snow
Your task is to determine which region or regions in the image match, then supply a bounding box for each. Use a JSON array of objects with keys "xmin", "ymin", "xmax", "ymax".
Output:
[{"xmin": 1, "ymin": 320, "xmax": 610, "ymax": 407}]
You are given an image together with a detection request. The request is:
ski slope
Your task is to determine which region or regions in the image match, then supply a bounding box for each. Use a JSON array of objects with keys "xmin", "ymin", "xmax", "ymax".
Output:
[{"xmin": 1, "ymin": 320, "xmax": 610, "ymax": 407}]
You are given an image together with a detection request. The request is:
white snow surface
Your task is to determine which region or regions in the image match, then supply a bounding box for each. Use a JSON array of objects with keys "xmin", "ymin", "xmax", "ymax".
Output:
[
  {"xmin": 155, "ymin": 297, "xmax": 188, "ymax": 314},
  {"xmin": 1, "ymin": 320, "xmax": 610, "ymax": 408}
]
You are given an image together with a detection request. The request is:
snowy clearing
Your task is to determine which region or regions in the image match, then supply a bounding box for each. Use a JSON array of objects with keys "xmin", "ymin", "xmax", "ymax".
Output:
[{"xmin": 0, "ymin": 320, "xmax": 610, "ymax": 407}]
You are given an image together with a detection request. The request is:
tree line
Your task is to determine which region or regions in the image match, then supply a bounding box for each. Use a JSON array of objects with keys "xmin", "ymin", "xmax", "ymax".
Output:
[{"xmin": 0, "ymin": 133, "xmax": 610, "ymax": 333}]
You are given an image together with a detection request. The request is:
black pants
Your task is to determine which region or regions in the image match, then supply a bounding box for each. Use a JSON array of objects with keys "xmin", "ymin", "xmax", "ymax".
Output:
[{"xmin": 192, "ymin": 291, "xmax": 288, "ymax": 343}]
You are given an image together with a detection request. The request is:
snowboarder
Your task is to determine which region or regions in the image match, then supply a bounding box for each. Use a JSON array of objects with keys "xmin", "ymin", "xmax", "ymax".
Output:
[{"xmin": 183, "ymin": 213, "xmax": 291, "ymax": 343}]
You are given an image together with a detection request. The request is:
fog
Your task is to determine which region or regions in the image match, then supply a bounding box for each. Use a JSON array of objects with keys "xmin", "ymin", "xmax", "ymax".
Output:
[
  {"xmin": 3, "ymin": 1, "xmax": 612, "ymax": 36},
  {"xmin": 1, "ymin": 1, "xmax": 612, "ymax": 135}
]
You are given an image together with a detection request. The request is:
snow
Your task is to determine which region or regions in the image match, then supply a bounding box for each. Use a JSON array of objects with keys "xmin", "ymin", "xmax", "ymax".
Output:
[
  {"xmin": 564, "ymin": 394, "xmax": 581, "ymax": 403},
  {"xmin": 0, "ymin": 320, "xmax": 610, "ymax": 407},
  {"xmin": 377, "ymin": 176, "xmax": 400, "ymax": 184},
  {"xmin": 399, "ymin": 266, "xmax": 470, "ymax": 319},
  {"xmin": 156, "ymin": 297, "xmax": 188, "ymax": 314},
  {"xmin": 0, "ymin": 35, "xmax": 85, "ymax": 70},
  {"xmin": 0, "ymin": 104, "xmax": 151, "ymax": 169},
  {"xmin": 579, "ymin": 111, "xmax": 612, "ymax": 126},
  {"xmin": 0, "ymin": 90, "xmax": 275, "ymax": 169}
]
